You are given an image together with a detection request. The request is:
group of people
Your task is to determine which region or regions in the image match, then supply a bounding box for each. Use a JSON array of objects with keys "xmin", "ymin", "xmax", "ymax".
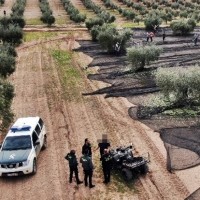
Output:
[
  {"xmin": 146, "ymin": 25, "xmax": 166, "ymax": 43},
  {"xmin": 65, "ymin": 136, "xmax": 112, "ymax": 189}
]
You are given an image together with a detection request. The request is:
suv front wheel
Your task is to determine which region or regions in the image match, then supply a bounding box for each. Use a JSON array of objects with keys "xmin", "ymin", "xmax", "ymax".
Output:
[{"xmin": 32, "ymin": 159, "xmax": 37, "ymax": 175}]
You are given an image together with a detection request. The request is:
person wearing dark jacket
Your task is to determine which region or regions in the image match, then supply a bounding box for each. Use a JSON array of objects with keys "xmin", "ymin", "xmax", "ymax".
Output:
[
  {"xmin": 80, "ymin": 150, "xmax": 95, "ymax": 188},
  {"xmin": 101, "ymin": 149, "xmax": 113, "ymax": 184},
  {"xmin": 96, "ymin": 137, "xmax": 110, "ymax": 159},
  {"xmin": 65, "ymin": 150, "xmax": 83, "ymax": 185},
  {"xmin": 82, "ymin": 138, "xmax": 92, "ymax": 157}
]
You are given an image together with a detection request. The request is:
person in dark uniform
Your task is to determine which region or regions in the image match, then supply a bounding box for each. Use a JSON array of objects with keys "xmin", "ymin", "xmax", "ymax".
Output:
[
  {"xmin": 96, "ymin": 134, "xmax": 111, "ymax": 158},
  {"xmin": 101, "ymin": 149, "xmax": 113, "ymax": 184},
  {"xmin": 65, "ymin": 150, "xmax": 83, "ymax": 185},
  {"xmin": 162, "ymin": 28, "xmax": 166, "ymax": 43},
  {"xmin": 80, "ymin": 150, "xmax": 95, "ymax": 188},
  {"xmin": 82, "ymin": 138, "xmax": 92, "ymax": 157}
]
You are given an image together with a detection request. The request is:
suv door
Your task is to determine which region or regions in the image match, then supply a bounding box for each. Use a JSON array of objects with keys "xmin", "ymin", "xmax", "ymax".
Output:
[
  {"xmin": 32, "ymin": 131, "xmax": 40, "ymax": 156},
  {"xmin": 35, "ymin": 123, "xmax": 44, "ymax": 148}
]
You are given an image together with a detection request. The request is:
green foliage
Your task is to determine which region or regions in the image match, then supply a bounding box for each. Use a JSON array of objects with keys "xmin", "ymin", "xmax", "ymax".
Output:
[
  {"xmin": 90, "ymin": 25, "xmax": 101, "ymax": 41},
  {"xmin": 170, "ymin": 19, "xmax": 196, "ymax": 35},
  {"xmin": 40, "ymin": 13, "xmax": 55, "ymax": 26},
  {"xmin": 81, "ymin": 0, "xmax": 115, "ymax": 23},
  {"xmin": 144, "ymin": 14, "xmax": 162, "ymax": 31},
  {"xmin": 98, "ymin": 24, "xmax": 132, "ymax": 54},
  {"xmin": 85, "ymin": 18, "xmax": 104, "ymax": 30},
  {"xmin": 0, "ymin": 80, "xmax": 14, "ymax": 131},
  {"xmin": 0, "ymin": 43, "xmax": 17, "ymax": 57},
  {"xmin": 0, "ymin": 0, "xmax": 5, "ymax": 5},
  {"xmin": 0, "ymin": 52, "xmax": 15, "ymax": 77},
  {"xmin": 11, "ymin": 0, "xmax": 26, "ymax": 17},
  {"xmin": 127, "ymin": 45, "xmax": 162, "ymax": 72},
  {"xmin": 0, "ymin": 23, "xmax": 23, "ymax": 44},
  {"xmin": 61, "ymin": 0, "xmax": 86, "ymax": 23},
  {"xmin": 155, "ymin": 66, "xmax": 200, "ymax": 106},
  {"xmin": 39, "ymin": 0, "xmax": 55, "ymax": 26}
]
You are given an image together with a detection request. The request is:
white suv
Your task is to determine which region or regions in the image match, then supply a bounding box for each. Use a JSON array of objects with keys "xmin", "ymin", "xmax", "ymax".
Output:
[{"xmin": 0, "ymin": 117, "xmax": 47, "ymax": 177}]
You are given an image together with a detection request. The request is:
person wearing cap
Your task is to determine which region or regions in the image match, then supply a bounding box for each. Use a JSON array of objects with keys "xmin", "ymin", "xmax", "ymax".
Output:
[
  {"xmin": 82, "ymin": 138, "xmax": 92, "ymax": 157},
  {"xmin": 65, "ymin": 150, "xmax": 83, "ymax": 185},
  {"xmin": 80, "ymin": 150, "xmax": 95, "ymax": 188},
  {"xmin": 101, "ymin": 149, "xmax": 113, "ymax": 184}
]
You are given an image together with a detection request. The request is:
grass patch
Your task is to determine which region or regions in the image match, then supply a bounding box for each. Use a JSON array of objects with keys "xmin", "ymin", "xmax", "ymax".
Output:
[
  {"xmin": 26, "ymin": 18, "xmax": 43, "ymax": 25},
  {"xmin": 51, "ymin": 49, "xmax": 82, "ymax": 101},
  {"xmin": 110, "ymin": 170, "xmax": 136, "ymax": 194},
  {"xmin": 23, "ymin": 32, "xmax": 58, "ymax": 42},
  {"xmin": 163, "ymin": 106, "xmax": 200, "ymax": 117},
  {"xmin": 55, "ymin": 17, "xmax": 71, "ymax": 25},
  {"xmin": 122, "ymin": 22, "xmax": 144, "ymax": 28}
]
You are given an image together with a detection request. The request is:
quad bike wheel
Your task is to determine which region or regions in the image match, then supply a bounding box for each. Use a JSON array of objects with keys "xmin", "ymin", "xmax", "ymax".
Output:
[
  {"xmin": 139, "ymin": 163, "xmax": 149, "ymax": 175},
  {"xmin": 122, "ymin": 168, "xmax": 133, "ymax": 181}
]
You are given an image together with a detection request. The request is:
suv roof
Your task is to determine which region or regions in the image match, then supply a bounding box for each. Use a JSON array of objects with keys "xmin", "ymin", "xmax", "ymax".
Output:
[{"xmin": 7, "ymin": 117, "xmax": 41, "ymax": 137}]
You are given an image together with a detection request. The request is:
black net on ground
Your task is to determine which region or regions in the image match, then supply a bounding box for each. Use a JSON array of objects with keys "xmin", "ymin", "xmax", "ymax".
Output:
[
  {"xmin": 160, "ymin": 127, "xmax": 200, "ymax": 170},
  {"xmin": 185, "ymin": 188, "xmax": 200, "ymax": 200}
]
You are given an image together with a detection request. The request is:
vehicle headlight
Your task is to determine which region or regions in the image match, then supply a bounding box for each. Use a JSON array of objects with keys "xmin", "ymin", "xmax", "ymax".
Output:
[{"xmin": 22, "ymin": 160, "xmax": 30, "ymax": 166}]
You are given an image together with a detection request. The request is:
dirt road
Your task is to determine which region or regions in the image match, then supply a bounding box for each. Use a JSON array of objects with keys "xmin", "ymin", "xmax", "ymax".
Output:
[{"xmin": 0, "ymin": 31, "xmax": 190, "ymax": 200}]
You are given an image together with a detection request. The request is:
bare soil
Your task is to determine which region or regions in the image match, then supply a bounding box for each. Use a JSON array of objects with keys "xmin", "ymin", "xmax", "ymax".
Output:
[{"xmin": 0, "ymin": 1, "xmax": 199, "ymax": 200}]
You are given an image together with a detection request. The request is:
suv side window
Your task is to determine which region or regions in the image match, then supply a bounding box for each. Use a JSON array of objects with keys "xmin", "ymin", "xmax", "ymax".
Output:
[
  {"xmin": 35, "ymin": 124, "xmax": 41, "ymax": 136},
  {"xmin": 39, "ymin": 118, "xmax": 44, "ymax": 129},
  {"xmin": 32, "ymin": 131, "xmax": 38, "ymax": 146}
]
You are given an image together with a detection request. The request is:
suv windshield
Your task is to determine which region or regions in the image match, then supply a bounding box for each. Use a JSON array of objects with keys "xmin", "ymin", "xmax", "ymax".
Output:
[{"xmin": 2, "ymin": 135, "xmax": 32, "ymax": 150}]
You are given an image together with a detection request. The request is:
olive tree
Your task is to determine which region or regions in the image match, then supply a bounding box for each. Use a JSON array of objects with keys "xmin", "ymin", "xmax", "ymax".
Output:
[
  {"xmin": 170, "ymin": 18, "xmax": 196, "ymax": 35},
  {"xmin": 0, "ymin": 80, "xmax": 14, "ymax": 130},
  {"xmin": 144, "ymin": 14, "xmax": 162, "ymax": 31},
  {"xmin": 155, "ymin": 66, "xmax": 200, "ymax": 106},
  {"xmin": 98, "ymin": 24, "xmax": 132, "ymax": 54},
  {"xmin": 127, "ymin": 45, "xmax": 162, "ymax": 72}
]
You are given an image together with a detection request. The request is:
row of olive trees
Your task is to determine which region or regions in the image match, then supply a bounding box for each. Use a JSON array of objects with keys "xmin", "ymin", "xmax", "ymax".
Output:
[
  {"xmin": 81, "ymin": 0, "xmax": 115, "ymax": 23},
  {"xmin": 39, "ymin": 0, "xmax": 55, "ymax": 26},
  {"xmin": 102, "ymin": 0, "xmax": 136, "ymax": 20},
  {"xmin": 0, "ymin": 0, "xmax": 26, "ymax": 130},
  {"xmin": 61, "ymin": 0, "xmax": 86, "ymax": 23},
  {"xmin": 0, "ymin": 44, "xmax": 16, "ymax": 130}
]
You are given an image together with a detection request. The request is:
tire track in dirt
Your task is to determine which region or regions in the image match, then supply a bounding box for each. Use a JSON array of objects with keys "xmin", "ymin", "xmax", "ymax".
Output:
[
  {"xmin": 48, "ymin": 0, "xmax": 72, "ymax": 25},
  {"xmin": 24, "ymin": 0, "xmax": 41, "ymax": 19}
]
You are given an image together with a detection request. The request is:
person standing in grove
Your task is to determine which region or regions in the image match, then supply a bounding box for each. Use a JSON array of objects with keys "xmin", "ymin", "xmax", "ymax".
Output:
[
  {"xmin": 80, "ymin": 150, "xmax": 95, "ymax": 188},
  {"xmin": 162, "ymin": 28, "xmax": 166, "ymax": 43},
  {"xmin": 193, "ymin": 33, "xmax": 199, "ymax": 46},
  {"xmin": 65, "ymin": 150, "xmax": 83, "ymax": 185}
]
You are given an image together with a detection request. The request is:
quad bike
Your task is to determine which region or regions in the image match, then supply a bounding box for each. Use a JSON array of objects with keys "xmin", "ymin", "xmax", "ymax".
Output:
[{"xmin": 109, "ymin": 145, "xmax": 150, "ymax": 181}]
